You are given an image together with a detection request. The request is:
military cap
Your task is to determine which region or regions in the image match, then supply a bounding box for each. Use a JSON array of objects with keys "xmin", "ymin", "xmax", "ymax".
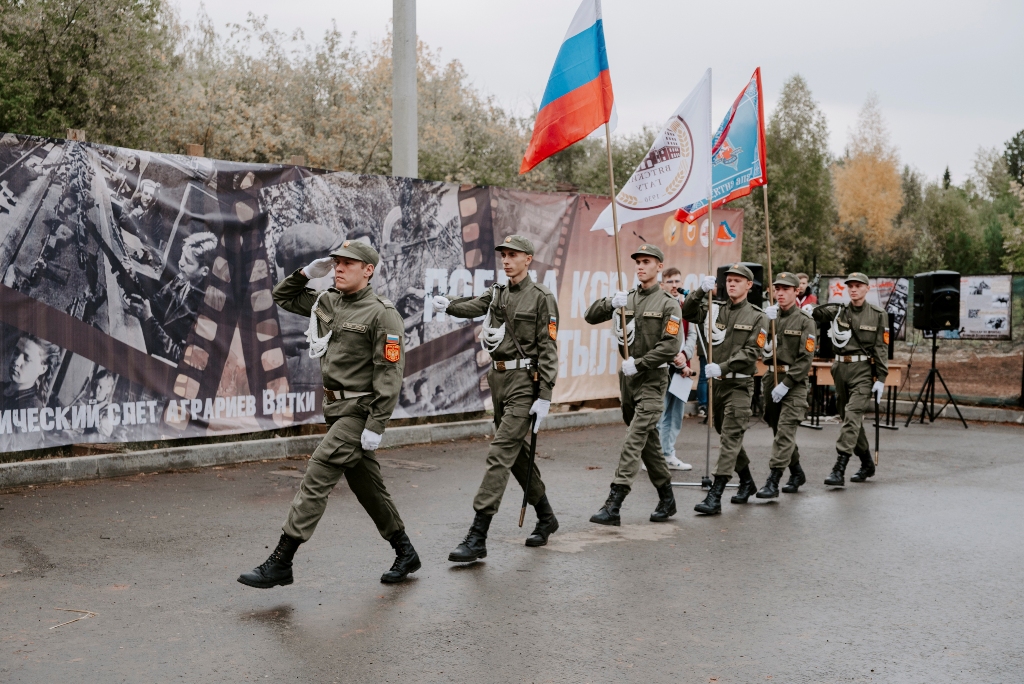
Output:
[
  {"xmin": 630, "ymin": 243, "xmax": 664, "ymax": 262},
  {"xmin": 330, "ymin": 239, "xmax": 380, "ymax": 267},
  {"xmin": 845, "ymin": 272, "xmax": 870, "ymax": 285},
  {"xmin": 773, "ymin": 271, "xmax": 800, "ymax": 288},
  {"xmin": 725, "ymin": 262, "xmax": 755, "ymax": 281},
  {"xmin": 496, "ymin": 234, "xmax": 534, "ymax": 255}
]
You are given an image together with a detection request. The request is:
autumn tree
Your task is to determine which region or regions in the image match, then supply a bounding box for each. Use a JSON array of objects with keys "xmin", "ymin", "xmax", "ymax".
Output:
[{"xmin": 832, "ymin": 94, "xmax": 903, "ymax": 271}]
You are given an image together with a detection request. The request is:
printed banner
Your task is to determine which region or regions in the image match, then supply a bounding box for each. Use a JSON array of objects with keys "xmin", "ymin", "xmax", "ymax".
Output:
[
  {"xmin": 955, "ymin": 275, "xmax": 1012, "ymax": 339},
  {"xmin": 0, "ymin": 133, "xmax": 742, "ymax": 454}
]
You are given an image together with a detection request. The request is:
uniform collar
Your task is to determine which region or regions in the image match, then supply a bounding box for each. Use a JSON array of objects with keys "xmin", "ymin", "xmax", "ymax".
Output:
[
  {"xmin": 332, "ymin": 284, "xmax": 375, "ymax": 302},
  {"xmin": 638, "ymin": 282, "xmax": 660, "ymax": 296},
  {"xmin": 779, "ymin": 304, "xmax": 797, "ymax": 318},
  {"xmin": 727, "ymin": 297, "xmax": 749, "ymax": 311},
  {"xmin": 508, "ymin": 274, "xmax": 533, "ymax": 292},
  {"xmin": 849, "ymin": 302, "xmax": 865, "ymax": 313}
]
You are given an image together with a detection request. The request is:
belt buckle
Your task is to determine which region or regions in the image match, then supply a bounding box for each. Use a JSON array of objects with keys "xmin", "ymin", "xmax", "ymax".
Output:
[{"xmin": 495, "ymin": 361, "xmax": 506, "ymax": 371}]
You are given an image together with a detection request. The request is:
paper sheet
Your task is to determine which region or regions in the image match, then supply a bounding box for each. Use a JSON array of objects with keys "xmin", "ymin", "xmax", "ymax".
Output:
[{"xmin": 668, "ymin": 374, "xmax": 693, "ymax": 402}]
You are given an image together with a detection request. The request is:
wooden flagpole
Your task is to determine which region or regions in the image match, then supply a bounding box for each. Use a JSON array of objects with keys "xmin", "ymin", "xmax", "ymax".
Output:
[
  {"xmin": 763, "ymin": 185, "xmax": 779, "ymax": 387},
  {"xmin": 705, "ymin": 198, "xmax": 714, "ymax": 480},
  {"xmin": 604, "ymin": 122, "xmax": 630, "ymax": 359}
]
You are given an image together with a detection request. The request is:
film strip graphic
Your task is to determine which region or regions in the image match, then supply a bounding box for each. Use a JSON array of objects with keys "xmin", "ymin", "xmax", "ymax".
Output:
[{"xmin": 166, "ymin": 169, "xmax": 295, "ymax": 434}]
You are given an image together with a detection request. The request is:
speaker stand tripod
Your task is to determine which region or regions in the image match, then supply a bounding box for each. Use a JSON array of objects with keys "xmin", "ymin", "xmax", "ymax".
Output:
[{"xmin": 905, "ymin": 331, "xmax": 967, "ymax": 429}]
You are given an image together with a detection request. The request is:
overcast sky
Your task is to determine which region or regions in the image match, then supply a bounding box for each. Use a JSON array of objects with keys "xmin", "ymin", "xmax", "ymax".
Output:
[{"xmin": 176, "ymin": 0, "xmax": 1023, "ymax": 184}]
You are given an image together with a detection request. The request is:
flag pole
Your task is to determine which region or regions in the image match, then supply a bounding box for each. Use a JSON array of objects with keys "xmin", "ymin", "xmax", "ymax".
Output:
[
  {"xmin": 705, "ymin": 199, "xmax": 714, "ymax": 484},
  {"xmin": 604, "ymin": 121, "xmax": 630, "ymax": 359},
  {"xmin": 763, "ymin": 185, "xmax": 779, "ymax": 387}
]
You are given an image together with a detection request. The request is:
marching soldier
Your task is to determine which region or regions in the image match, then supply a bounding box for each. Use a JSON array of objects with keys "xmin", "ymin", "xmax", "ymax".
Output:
[
  {"xmin": 431, "ymin": 235, "xmax": 560, "ymax": 561},
  {"xmin": 585, "ymin": 244, "xmax": 682, "ymax": 526},
  {"xmin": 757, "ymin": 272, "xmax": 816, "ymax": 497},
  {"xmin": 812, "ymin": 272, "xmax": 888, "ymax": 486},
  {"xmin": 682, "ymin": 264, "xmax": 768, "ymax": 515},
  {"xmin": 238, "ymin": 240, "xmax": 420, "ymax": 588}
]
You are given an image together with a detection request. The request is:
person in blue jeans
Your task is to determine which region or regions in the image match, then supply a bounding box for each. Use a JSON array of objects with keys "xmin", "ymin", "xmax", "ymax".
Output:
[
  {"xmin": 696, "ymin": 356, "xmax": 708, "ymax": 419},
  {"xmin": 654, "ymin": 269, "xmax": 697, "ymax": 471}
]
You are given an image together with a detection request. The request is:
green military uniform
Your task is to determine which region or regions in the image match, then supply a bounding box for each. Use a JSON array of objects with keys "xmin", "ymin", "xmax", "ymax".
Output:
[
  {"xmin": 272, "ymin": 244, "xmax": 407, "ymax": 543},
  {"xmin": 762, "ymin": 274, "xmax": 817, "ymax": 471},
  {"xmin": 585, "ymin": 275, "xmax": 681, "ymax": 489},
  {"xmin": 444, "ymin": 236, "xmax": 559, "ymax": 516},
  {"xmin": 681, "ymin": 266, "xmax": 768, "ymax": 480},
  {"xmin": 812, "ymin": 272, "xmax": 889, "ymax": 482}
]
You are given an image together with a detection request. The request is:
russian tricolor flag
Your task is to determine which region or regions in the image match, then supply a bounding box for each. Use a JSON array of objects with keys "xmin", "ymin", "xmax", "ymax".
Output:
[{"xmin": 519, "ymin": 0, "xmax": 614, "ymax": 174}]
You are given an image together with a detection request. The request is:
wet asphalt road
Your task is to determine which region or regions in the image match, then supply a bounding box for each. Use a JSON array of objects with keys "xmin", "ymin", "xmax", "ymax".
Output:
[{"xmin": 2, "ymin": 416, "xmax": 1023, "ymax": 683}]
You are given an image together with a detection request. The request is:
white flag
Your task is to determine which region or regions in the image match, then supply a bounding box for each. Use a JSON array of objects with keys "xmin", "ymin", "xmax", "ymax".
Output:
[{"xmin": 591, "ymin": 69, "xmax": 712, "ymax": 235}]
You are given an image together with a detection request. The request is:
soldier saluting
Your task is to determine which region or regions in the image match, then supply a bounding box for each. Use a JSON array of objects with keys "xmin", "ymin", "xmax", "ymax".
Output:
[
  {"xmin": 682, "ymin": 264, "xmax": 768, "ymax": 515},
  {"xmin": 238, "ymin": 240, "xmax": 420, "ymax": 588},
  {"xmin": 584, "ymin": 244, "xmax": 682, "ymax": 526},
  {"xmin": 757, "ymin": 272, "xmax": 817, "ymax": 497},
  {"xmin": 812, "ymin": 272, "xmax": 888, "ymax": 486},
  {"xmin": 432, "ymin": 235, "xmax": 560, "ymax": 561}
]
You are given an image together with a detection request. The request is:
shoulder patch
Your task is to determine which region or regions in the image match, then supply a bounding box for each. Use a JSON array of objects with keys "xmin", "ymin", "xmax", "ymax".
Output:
[
  {"xmin": 756, "ymin": 328, "xmax": 767, "ymax": 348},
  {"xmin": 384, "ymin": 333, "xmax": 401, "ymax": 362},
  {"xmin": 666, "ymin": 315, "xmax": 680, "ymax": 336},
  {"xmin": 548, "ymin": 315, "xmax": 557, "ymax": 340}
]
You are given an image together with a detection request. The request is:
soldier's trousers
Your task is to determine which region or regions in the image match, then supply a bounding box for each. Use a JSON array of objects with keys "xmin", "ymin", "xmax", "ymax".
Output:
[
  {"xmin": 832, "ymin": 360, "xmax": 873, "ymax": 457},
  {"xmin": 473, "ymin": 368, "xmax": 546, "ymax": 516},
  {"xmin": 762, "ymin": 375, "xmax": 808, "ymax": 469},
  {"xmin": 712, "ymin": 377, "xmax": 753, "ymax": 477},
  {"xmin": 283, "ymin": 397, "xmax": 403, "ymax": 542},
  {"xmin": 611, "ymin": 370, "xmax": 672, "ymax": 489}
]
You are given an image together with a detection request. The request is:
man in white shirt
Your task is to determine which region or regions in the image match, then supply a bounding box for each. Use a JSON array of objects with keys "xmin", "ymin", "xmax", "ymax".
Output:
[{"xmin": 655, "ymin": 268, "xmax": 697, "ymax": 470}]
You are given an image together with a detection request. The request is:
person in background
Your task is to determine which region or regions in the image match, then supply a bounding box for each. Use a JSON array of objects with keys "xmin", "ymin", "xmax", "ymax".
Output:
[
  {"xmin": 695, "ymin": 281, "xmax": 717, "ymax": 420},
  {"xmin": 796, "ymin": 273, "xmax": 818, "ymax": 312},
  {"xmin": 656, "ymin": 268, "xmax": 696, "ymax": 471}
]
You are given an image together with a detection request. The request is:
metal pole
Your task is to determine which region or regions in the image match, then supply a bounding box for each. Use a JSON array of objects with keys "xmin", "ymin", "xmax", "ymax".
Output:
[
  {"xmin": 392, "ymin": 0, "xmax": 417, "ymax": 178},
  {"xmin": 604, "ymin": 122, "xmax": 630, "ymax": 359},
  {"xmin": 762, "ymin": 185, "xmax": 779, "ymax": 387}
]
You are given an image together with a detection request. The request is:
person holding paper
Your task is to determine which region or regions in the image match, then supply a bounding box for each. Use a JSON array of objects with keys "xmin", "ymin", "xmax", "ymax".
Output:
[
  {"xmin": 656, "ymin": 268, "xmax": 697, "ymax": 471},
  {"xmin": 756, "ymin": 272, "xmax": 817, "ymax": 498}
]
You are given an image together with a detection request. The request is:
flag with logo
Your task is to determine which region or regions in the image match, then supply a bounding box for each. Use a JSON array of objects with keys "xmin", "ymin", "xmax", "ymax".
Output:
[
  {"xmin": 591, "ymin": 69, "xmax": 712, "ymax": 235},
  {"xmin": 674, "ymin": 68, "xmax": 767, "ymax": 224},
  {"xmin": 519, "ymin": 0, "xmax": 615, "ymax": 174}
]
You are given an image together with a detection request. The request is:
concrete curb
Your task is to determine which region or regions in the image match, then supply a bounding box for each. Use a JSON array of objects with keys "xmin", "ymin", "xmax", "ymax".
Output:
[
  {"xmin": 0, "ymin": 408, "xmax": 624, "ymax": 490},
  {"xmin": 892, "ymin": 400, "xmax": 1024, "ymax": 425}
]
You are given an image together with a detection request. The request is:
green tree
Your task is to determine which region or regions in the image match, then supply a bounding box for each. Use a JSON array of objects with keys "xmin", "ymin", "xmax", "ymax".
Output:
[
  {"xmin": 1005, "ymin": 129, "xmax": 1024, "ymax": 185},
  {"xmin": 0, "ymin": 0, "xmax": 178, "ymax": 148},
  {"xmin": 742, "ymin": 74, "xmax": 837, "ymax": 273}
]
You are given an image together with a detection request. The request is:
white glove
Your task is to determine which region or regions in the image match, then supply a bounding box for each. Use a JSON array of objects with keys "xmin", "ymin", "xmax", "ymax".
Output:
[
  {"xmin": 431, "ymin": 295, "xmax": 450, "ymax": 313},
  {"xmin": 872, "ymin": 380, "xmax": 885, "ymax": 404},
  {"xmin": 704, "ymin": 362, "xmax": 721, "ymax": 379},
  {"xmin": 802, "ymin": 303, "xmax": 815, "ymax": 315},
  {"xmin": 621, "ymin": 357, "xmax": 638, "ymax": 376},
  {"xmin": 771, "ymin": 383, "xmax": 790, "ymax": 403},
  {"xmin": 765, "ymin": 304, "xmax": 779, "ymax": 321},
  {"xmin": 529, "ymin": 398, "xmax": 550, "ymax": 433},
  {"xmin": 302, "ymin": 257, "xmax": 334, "ymax": 279},
  {"xmin": 701, "ymin": 275, "xmax": 717, "ymax": 292},
  {"xmin": 360, "ymin": 429, "xmax": 382, "ymax": 452},
  {"xmin": 611, "ymin": 290, "xmax": 628, "ymax": 308}
]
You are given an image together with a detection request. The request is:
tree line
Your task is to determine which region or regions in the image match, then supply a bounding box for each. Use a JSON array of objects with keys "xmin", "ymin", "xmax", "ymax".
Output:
[{"xmin": 2, "ymin": 0, "xmax": 1022, "ymax": 274}]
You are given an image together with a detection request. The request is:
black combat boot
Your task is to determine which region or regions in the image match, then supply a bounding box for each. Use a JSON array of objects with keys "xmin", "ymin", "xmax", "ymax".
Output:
[
  {"xmin": 649, "ymin": 483, "xmax": 677, "ymax": 522},
  {"xmin": 730, "ymin": 466, "xmax": 758, "ymax": 504},
  {"xmin": 781, "ymin": 462, "xmax": 806, "ymax": 493},
  {"xmin": 589, "ymin": 484, "xmax": 630, "ymax": 526},
  {"xmin": 824, "ymin": 453, "xmax": 851, "ymax": 486},
  {"xmin": 756, "ymin": 467, "xmax": 785, "ymax": 499},
  {"xmin": 525, "ymin": 495, "xmax": 559, "ymax": 547},
  {"xmin": 850, "ymin": 449, "xmax": 876, "ymax": 482},
  {"xmin": 237, "ymin": 533, "xmax": 301, "ymax": 588},
  {"xmin": 380, "ymin": 530, "xmax": 421, "ymax": 583},
  {"xmin": 694, "ymin": 475, "xmax": 730, "ymax": 515},
  {"xmin": 448, "ymin": 511, "xmax": 492, "ymax": 563}
]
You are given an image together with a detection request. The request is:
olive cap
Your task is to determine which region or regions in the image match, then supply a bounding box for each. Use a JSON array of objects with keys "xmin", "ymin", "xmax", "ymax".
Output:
[
  {"xmin": 330, "ymin": 239, "xmax": 380, "ymax": 267},
  {"xmin": 773, "ymin": 271, "xmax": 800, "ymax": 287},
  {"xmin": 496, "ymin": 234, "xmax": 535, "ymax": 255},
  {"xmin": 630, "ymin": 243, "xmax": 664, "ymax": 262},
  {"xmin": 845, "ymin": 272, "xmax": 870, "ymax": 285},
  {"xmin": 725, "ymin": 262, "xmax": 755, "ymax": 281}
]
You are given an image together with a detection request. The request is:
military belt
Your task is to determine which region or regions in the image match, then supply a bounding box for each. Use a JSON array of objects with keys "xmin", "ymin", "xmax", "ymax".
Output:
[
  {"xmin": 723, "ymin": 372, "xmax": 751, "ymax": 379},
  {"xmin": 765, "ymin": 364, "xmax": 790, "ymax": 372},
  {"xmin": 836, "ymin": 355, "xmax": 870, "ymax": 363},
  {"xmin": 323, "ymin": 387, "xmax": 373, "ymax": 403},
  {"xmin": 492, "ymin": 358, "xmax": 532, "ymax": 371}
]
